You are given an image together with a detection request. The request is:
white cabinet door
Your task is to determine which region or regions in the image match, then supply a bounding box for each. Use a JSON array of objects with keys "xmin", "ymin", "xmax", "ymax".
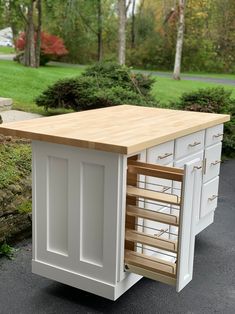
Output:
[
  {"xmin": 174, "ymin": 151, "xmax": 203, "ymax": 225},
  {"xmin": 125, "ymin": 159, "xmax": 200, "ymax": 292},
  {"xmin": 33, "ymin": 141, "xmax": 125, "ymax": 285}
]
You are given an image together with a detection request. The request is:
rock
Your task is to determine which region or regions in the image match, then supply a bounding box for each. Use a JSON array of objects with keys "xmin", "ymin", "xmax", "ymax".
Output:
[{"xmin": 0, "ymin": 97, "xmax": 13, "ymax": 112}]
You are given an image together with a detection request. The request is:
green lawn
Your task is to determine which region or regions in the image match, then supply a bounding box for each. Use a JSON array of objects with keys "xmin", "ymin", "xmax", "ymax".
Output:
[
  {"xmin": 0, "ymin": 46, "xmax": 15, "ymax": 54},
  {"xmin": 152, "ymin": 77, "xmax": 235, "ymax": 105},
  {"xmin": 0, "ymin": 60, "xmax": 83, "ymax": 114},
  {"xmin": 0, "ymin": 60, "xmax": 234, "ymax": 114}
]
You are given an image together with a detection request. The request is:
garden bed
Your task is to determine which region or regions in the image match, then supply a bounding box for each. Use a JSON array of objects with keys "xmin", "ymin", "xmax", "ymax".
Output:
[{"xmin": 0, "ymin": 135, "xmax": 32, "ymax": 244}]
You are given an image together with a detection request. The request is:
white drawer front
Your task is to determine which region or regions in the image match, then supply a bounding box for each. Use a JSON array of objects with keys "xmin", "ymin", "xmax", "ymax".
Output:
[
  {"xmin": 203, "ymin": 142, "xmax": 222, "ymax": 183},
  {"xmin": 200, "ymin": 176, "xmax": 219, "ymax": 218},
  {"xmin": 175, "ymin": 130, "xmax": 205, "ymax": 159},
  {"xmin": 147, "ymin": 141, "xmax": 174, "ymax": 165},
  {"xmin": 205, "ymin": 124, "xmax": 223, "ymax": 147}
]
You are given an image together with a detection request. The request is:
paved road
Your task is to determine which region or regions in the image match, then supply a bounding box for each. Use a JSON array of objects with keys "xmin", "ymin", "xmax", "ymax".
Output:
[
  {"xmin": 0, "ymin": 54, "xmax": 15, "ymax": 60},
  {"xmin": 135, "ymin": 70, "xmax": 235, "ymax": 86},
  {"xmin": 0, "ymin": 110, "xmax": 42, "ymax": 123},
  {"xmin": 0, "ymin": 160, "xmax": 235, "ymax": 314}
]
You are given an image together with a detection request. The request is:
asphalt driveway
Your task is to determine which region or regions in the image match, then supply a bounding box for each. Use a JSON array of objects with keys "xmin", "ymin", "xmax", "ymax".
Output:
[{"xmin": 0, "ymin": 160, "xmax": 235, "ymax": 314}]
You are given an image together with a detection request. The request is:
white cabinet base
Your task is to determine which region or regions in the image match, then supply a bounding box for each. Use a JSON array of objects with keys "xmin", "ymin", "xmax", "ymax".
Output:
[
  {"xmin": 195, "ymin": 211, "xmax": 214, "ymax": 235},
  {"xmin": 32, "ymin": 260, "xmax": 142, "ymax": 300}
]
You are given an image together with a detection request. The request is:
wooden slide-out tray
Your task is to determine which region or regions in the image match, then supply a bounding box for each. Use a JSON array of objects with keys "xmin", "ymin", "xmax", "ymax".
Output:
[{"xmin": 124, "ymin": 159, "xmax": 198, "ymax": 292}]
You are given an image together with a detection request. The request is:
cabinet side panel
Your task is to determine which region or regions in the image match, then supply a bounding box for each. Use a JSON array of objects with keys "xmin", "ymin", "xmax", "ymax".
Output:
[
  {"xmin": 47, "ymin": 156, "xmax": 68, "ymax": 256},
  {"xmin": 80, "ymin": 163, "xmax": 104, "ymax": 266}
]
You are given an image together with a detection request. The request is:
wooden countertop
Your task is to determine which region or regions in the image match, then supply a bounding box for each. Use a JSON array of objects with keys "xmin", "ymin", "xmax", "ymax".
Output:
[{"xmin": 0, "ymin": 105, "xmax": 230, "ymax": 154}]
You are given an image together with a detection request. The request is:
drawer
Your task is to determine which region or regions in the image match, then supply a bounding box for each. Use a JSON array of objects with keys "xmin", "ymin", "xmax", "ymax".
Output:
[
  {"xmin": 205, "ymin": 124, "xmax": 223, "ymax": 147},
  {"xmin": 175, "ymin": 130, "xmax": 205, "ymax": 159},
  {"xmin": 203, "ymin": 142, "xmax": 222, "ymax": 183},
  {"xmin": 200, "ymin": 176, "xmax": 219, "ymax": 218},
  {"xmin": 125, "ymin": 158, "xmax": 201, "ymax": 292},
  {"xmin": 147, "ymin": 141, "xmax": 174, "ymax": 165}
]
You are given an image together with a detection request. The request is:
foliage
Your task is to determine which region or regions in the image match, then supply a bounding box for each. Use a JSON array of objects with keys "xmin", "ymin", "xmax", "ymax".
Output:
[
  {"xmin": 35, "ymin": 62, "xmax": 156, "ymax": 111},
  {"xmin": 126, "ymin": 0, "xmax": 235, "ymax": 73},
  {"xmin": 0, "ymin": 143, "xmax": 31, "ymax": 189},
  {"xmin": 0, "ymin": 242, "xmax": 17, "ymax": 259},
  {"xmin": 176, "ymin": 88, "xmax": 235, "ymax": 113},
  {"xmin": 1, "ymin": 0, "xmax": 235, "ymax": 72},
  {"xmin": 17, "ymin": 200, "xmax": 32, "ymax": 214},
  {"xmin": 176, "ymin": 87, "xmax": 235, "ymax": 156},
  {"xmin": 15, "ymin": 32, "xmax": 68, "ymax": 65}
]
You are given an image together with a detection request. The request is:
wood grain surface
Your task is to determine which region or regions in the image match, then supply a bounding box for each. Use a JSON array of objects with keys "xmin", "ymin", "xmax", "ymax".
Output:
[{"xmin": 0, "ymin": 105, "xmax": 230, "ymax": 154}]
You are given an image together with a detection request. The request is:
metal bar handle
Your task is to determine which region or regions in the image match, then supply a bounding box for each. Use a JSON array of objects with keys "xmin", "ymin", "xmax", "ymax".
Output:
[
  {"xmin": 188, "ymin": 141, "xmax": 201, "ymax": 147},
  {"xmin": 208, "ymin": 195, "xmax": 218, "ymax": 201},
  {"xmin": 158, "ymin": 152, "xmax": 173, "ymax": 160},
  {"xmin": 211, "ymin": 160, "xmax": 221, "ymax": 166},
  {"xmin": 213, "ymin": 133, "xmax": 224, "ymax": 138},
  {"xmin": 160, "ymin": 186, "xmax": 171, "ymax": 192}
]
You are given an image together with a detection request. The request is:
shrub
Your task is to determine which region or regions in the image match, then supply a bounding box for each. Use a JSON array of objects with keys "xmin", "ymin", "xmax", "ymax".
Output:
[
  {"xmin": 176, "ymin": 87, "xmax": 235, "ymax": 157},
  {"xmin": 35, "ymin": 61, "xmax": 156, "ymax": 110},
  {"xmin": 0, "ymin": 242, "xmax": 17, "ymax": 259},
  {"xmin": 15, "ymin": 32, "xmax": 68, "ymax": 65}
]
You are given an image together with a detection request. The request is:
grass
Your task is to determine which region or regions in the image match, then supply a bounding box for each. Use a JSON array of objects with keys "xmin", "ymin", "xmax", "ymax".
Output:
[
  {"xmin": 0, "ymin": 60, "xmax": 234, "ymax": 113},
  {"xmin": 0, "ymin": 46, "xmax": 15, "ymax": 54},
  {"xmin": 0, "ymin": 60, "xmax": 83, "ymax": 114},
  {"xmin": 151, "ymin": 77, "xmax": 235, "ymax": 105}
]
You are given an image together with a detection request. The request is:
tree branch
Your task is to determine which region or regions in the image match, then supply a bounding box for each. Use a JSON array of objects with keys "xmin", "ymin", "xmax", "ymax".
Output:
[
  {"xmin": 126, "ymin": 0, "xmax": 132, "ymax": 13},
  {"xmin": 77, "ymin": 10, "xmax": 98, "ymax": 35},
  {"xmin": 18, "ymin": 4, "xmax": 28, "ymax": 24}
]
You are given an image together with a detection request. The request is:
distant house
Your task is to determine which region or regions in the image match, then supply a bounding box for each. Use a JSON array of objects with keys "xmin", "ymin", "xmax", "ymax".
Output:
[{"xmin": 0, "ymin": 27, "xmax": 13, "ymax": 47}]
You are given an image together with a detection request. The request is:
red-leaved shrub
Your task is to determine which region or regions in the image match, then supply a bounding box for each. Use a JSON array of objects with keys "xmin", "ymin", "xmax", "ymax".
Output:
[{"xmin": 16, "ymin": 32, "xmax": 68, "ymax": 65}]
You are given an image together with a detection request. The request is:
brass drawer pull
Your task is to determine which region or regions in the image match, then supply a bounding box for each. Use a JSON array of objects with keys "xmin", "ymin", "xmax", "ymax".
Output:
[
  {"xmin": 213, "ymin": 133, "xmax": 224, "ymax": 138},
  {"xmin": 188, "ymin": 141, "xmax": 201, "ymax": 148},
  {"xmin": 208, "ymin": 195, "xmax": 218, "ymax": 201},
  {"xmin": 211, "ymin": 160, "xmax": 221, "ymax": 166},
  {"xmin": 158, "ymin": 152, "xmax": 173, "ymax": 160}
]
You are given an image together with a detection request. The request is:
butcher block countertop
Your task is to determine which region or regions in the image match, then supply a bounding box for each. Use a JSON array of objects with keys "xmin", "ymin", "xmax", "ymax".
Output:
[{"xmin": 0, "ymin": 105, "xmax": 230, "ymax": 154}]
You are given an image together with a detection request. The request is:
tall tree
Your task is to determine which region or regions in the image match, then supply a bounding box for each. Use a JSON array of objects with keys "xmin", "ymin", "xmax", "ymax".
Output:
[
  {"xmin": 35, "ymin": 0, "xmax": 42, "ymax": 67},
  {"xmin": 131, "ymin": 0, "xmax": 136, "ymax": 48},
  {"xmin": 97, "ymin": 0, "xmax": 103, "ymax": 61},
  {"xmin": 16, "ymin": 0, "xmax": 42, "ymax": 67},
  {"xmin": 173, "ymin": 0, "xmax": 186, "ymax": 80},
  {"xmin": 24, "ymin": 0, "xmax": 36, "ymax": 67},
  {"xmin": 118, "ymin": 0, "xmax": 126, "ymax": 65}
]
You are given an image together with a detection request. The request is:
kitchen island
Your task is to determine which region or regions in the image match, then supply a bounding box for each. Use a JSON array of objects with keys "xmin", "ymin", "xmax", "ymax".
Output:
[{"xmin": 0, "ymin": 105, "xmax": 230, "ymax": 300}]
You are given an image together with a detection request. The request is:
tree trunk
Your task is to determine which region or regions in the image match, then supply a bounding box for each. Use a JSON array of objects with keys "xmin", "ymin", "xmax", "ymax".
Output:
[
  {"xmin": 24, "ymin": 0, "xmax": 36, "ymax": 67},
  {"xmin": 118, "ymin": 0, "xmax": 126, "ymax": 65},
  {"xmin": 173, "ymin": 0, "xmax": 185, "ymax": 80},
  {"xmin": 131, "ymin": 0, "xmax": 136, "ymax": 49},
  {"xmin": 97, "ymin": 0, "xmax": 103, "ymax": 61},
  {"xmin": 35, "ymin": 0, "xmax": 42, "ymax": 68}
]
